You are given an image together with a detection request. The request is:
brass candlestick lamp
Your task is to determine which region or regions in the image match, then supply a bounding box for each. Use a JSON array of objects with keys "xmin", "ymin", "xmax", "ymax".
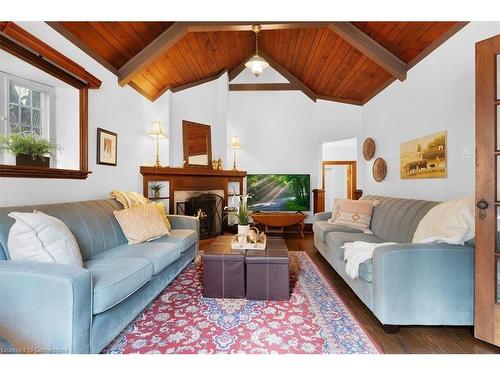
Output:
[
  {"xmin": 229, "ymin": 136, "xmax": 241, "ymax": 170},
  {"xmin": 148, "ymin": 122, "xmax": 167, "ymax": 167}
]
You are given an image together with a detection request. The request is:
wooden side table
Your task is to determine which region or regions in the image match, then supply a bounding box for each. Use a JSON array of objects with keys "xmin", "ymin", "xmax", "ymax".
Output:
[{"xmin": 250, "ymin": 212, "xmax": 307, "ymax": 238}]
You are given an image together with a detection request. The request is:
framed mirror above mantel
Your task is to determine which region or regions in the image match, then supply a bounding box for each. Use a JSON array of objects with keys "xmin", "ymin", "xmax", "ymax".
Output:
[
  {"xmin": 182, "ymin": 120, "xmax": 212, "ymax": 168},
  {"xmin": 0, "ymin": 22, "xmax": 101, "ymax": 179}
]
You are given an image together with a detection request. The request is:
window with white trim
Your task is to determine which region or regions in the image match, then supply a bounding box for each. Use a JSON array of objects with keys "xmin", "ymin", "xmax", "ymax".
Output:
[{"xmin": 1, "ymin": 73, "xmax": 56, "ymax": 163}]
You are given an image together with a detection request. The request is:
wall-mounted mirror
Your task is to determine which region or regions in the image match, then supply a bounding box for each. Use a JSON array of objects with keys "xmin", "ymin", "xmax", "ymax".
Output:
[
  {"xmin": 0, "ymin": 48, "xmax": 79, "ymax": 170},
  {"xmin": 182, "ymin": 120, "xmax": 212, "ymax": 168}
]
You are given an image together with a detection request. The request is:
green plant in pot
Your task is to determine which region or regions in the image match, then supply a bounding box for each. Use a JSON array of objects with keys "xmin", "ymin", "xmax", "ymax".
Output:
[
  {"xmin": 150, "ymin": 182, "xmax": 163, "ymax": 199},
  {"xmin": 0, "ymin": 130, "xmax": 60, "ymax": 168},
  {"xmin": 237, "ymin": 194, "xmax": 251, "ymax": 236}
]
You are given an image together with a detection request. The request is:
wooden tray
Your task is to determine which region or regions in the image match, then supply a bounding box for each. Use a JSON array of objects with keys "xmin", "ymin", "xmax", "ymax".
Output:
[{"xmin": 230, "ymin": 234, "xmax": 267, "ymax": 250}]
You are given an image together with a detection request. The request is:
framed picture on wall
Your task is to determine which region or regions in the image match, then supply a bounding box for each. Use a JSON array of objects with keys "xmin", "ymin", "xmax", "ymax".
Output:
[
  {"xmin": 400, "ymin": 131, "xmax": 447, "ymax": 179},
  {"xmin": 97, "ymin": 127, "xmax": 117, "ymax": 166}
]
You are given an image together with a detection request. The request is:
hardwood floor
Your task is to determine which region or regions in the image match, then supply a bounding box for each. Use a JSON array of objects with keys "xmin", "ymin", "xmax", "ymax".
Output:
[{"xmin": 200, "ymin": 233, "xmax": 500, "ymax": 354}]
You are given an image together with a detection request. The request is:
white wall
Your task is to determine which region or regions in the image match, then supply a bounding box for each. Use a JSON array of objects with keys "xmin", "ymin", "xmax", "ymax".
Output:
[
  {"xmin": 170, "ymin": 74, "xmax": 228, "ymax": 168},
  {"xmin": 359, "ymin": 22, "xmax": 500, "ymax": 201},
  {"xmin": 322, "ymin": 137, "xmax": 358, "ymax": 161},
  {"xmin": 227, "ymin": 68, "xmax": 363, "ymax": 221},
  {"xmin": 0, "ymin": 22, "xmax": 170, "ymax": 206}
]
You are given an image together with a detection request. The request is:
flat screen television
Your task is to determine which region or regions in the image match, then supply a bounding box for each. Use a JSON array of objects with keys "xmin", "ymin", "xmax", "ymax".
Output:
[{"xmin": 247, "ymin": 174, "xmax": 310, "ymax": 212}]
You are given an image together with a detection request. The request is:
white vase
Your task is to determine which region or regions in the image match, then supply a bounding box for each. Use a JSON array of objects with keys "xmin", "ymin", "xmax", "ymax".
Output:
[{"xmin": 238, "ymin": 224, "xmax": 250, "ymax": 236}]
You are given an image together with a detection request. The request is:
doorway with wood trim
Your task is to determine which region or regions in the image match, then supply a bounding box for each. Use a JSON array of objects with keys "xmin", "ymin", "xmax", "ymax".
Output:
[{"xmin": 322, "ymin": 161, "xmax": 357, "ymax": 211}]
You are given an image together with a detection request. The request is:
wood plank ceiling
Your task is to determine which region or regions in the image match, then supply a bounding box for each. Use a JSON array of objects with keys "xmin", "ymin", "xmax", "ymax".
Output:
[{"xmin": 47, "ymin": 21, "xmax": 467, "ymax": 105}]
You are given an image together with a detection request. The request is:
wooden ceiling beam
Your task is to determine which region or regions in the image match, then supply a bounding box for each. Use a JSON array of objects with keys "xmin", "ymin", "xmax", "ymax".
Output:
[
  {"xmin": 328, "ymin": 22, "xmax": 407, "ymax": 81},
  {"xmin": 187, "ymin": 22, "xmax": 328, "ymax": 32},
  {"xmin": 229, "ymin": 83, "xmax": 298, "ymax": 91},
  {"xmin": 257, "ymin": 50, "xmax": 317, "ymax": 102},
  {"xmin": 118, "ymin": 22, "xmax": 189, "ymax": 87},
  {"xmin": 228, "ymin": 53, "xmax": 254, "ymax": 81}
]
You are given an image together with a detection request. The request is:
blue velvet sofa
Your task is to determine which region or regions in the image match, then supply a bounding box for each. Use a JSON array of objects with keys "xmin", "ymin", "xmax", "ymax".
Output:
[
  {"xmin": 0, "ymin": 199, "xmax": 199, "ymax": 353},
  {"xmin": 313, "ymin": 195, "xmax": 474, "ymax": 330}
]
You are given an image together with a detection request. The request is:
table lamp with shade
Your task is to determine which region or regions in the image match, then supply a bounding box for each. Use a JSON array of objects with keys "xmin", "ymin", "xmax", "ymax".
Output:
[
  {"xmin": 229, "ymin": 136, "xmax": 241, "ymax": 170},
  {"xmin": 148, "ymin": 122, "xmax": 167, "ymax": 167}
]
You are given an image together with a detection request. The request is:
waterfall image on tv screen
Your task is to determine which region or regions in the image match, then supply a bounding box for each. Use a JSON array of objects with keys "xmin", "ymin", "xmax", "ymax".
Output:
[{"xmin": 247, "ymin": 174, "xmax": 310, "ymax": 211}]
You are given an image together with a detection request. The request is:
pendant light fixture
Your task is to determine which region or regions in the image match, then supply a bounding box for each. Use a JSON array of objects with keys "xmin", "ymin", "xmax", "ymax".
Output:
[{"xmin": 245, "ymin": 24, "xmax": 269, "ymax": 77}]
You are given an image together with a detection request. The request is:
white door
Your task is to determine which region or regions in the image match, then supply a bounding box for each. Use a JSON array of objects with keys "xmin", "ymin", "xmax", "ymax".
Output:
[{"xmin": 324, "ymin": 165, "xmax": 348, "ymax": 212}]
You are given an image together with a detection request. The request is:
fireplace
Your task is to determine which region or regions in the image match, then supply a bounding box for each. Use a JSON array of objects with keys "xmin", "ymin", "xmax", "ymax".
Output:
[
  {"xmin": 176, "ymin": 193, "xmax": 224, "ymax": 239},
  {"xmin": 140, "ymin": 167, "xmax": 247, "ymax": 215}
]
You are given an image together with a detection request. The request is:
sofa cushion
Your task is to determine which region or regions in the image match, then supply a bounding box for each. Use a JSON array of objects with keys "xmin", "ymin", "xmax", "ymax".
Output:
[
  {"xmin": 313, "ymin": 221, "xmax": 363, "ymax": 242},
  {"xmin": 91, "ymin": 241, "xmax": 181, "ymax": 275},
  {"xmin": 361, "ymin": 195, "xmax": 439, "ymax": 243},
  {"xmin": 325, "ymin": 232, "xmax": 385, "ymax": 260},
  {"xmin": 151, "ymin": 229, "xmax": 197, "ymax": 252},
  {"xmin": 84, "ymin": 257, "xmax": 153, "ymax": 314},
  {"xmin": 358, "ymin": 260, "xmax": 373, "ymax": 283}
]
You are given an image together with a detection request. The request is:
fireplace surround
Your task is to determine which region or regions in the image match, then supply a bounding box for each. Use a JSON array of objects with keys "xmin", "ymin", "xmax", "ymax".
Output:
[{"xmin": 140, "ymin": 166, "xmax": 247, "ymax": 214}]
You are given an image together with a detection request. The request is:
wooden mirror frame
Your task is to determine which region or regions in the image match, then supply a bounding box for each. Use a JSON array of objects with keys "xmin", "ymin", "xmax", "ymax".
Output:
[
  {"xmin": 182, "ymin": 120, "xmax": 212, "ymax": 169},
  {"xmin": 0, "ymin": 22, "xmax": 101, "ymax": 179}
]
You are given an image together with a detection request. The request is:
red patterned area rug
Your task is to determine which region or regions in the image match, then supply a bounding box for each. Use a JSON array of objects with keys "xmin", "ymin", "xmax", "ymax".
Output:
[{"xmin": 103, "ymin": 251, "xmax": 381, "ymax": 354}]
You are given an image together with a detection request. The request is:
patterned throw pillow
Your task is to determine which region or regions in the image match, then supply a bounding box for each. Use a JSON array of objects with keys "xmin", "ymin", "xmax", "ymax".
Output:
[
  {"xmin": 114, "ymin": 204, "xmax": 170, "ymax": 245},
  {"xmin": 331, "ymin": 199, "xmax": 375, "ymax": 233},
  {"xmin": 327, "ymin": 198, "xmax": 346, "ymax": 224},
  {"xmin": 111, "ymin": 191, "xmax": 172, "ymax": 231}
]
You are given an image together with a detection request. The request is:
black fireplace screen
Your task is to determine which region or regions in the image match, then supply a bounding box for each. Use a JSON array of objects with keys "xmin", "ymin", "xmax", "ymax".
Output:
[{"xmin": 176, "ymin": 193, "xmax": 223, "ymax": 239}]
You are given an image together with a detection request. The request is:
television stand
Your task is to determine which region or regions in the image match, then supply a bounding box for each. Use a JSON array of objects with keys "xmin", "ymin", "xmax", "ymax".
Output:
[{"xmin": 250, "ymin": 212, "xmax": 307, "ymax": 238}]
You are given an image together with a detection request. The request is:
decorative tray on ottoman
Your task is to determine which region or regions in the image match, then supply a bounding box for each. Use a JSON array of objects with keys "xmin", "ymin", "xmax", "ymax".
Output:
[{"xmin": 230, "ymin": 228, "xmax": 267, "ymax": 250}]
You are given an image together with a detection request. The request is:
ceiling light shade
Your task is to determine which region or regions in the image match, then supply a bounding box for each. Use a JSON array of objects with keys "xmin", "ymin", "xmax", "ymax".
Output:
[
  {"xmin": 245, "ymin": 55, "xmax": 269, "ymax": 77},
  {"xmin": 245, "ymin": 24, "xmax": 269, "ymax": 77},
  {"xmin": 148, "ymin": 122, "xmax": 167, "ymax": 138}
]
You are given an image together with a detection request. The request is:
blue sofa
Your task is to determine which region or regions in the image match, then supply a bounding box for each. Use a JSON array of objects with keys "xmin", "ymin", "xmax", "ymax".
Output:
[
  {"xmin": 0, "ymin": 199, "xmax": 199, "ymax": 353},
  {"xmin": 313, "ymin": 195, "xmax": 474, "ymax": 330}
]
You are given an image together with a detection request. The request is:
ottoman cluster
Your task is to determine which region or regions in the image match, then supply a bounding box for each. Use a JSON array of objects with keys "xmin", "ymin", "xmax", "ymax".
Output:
[{"xmin": 202, "ymin": 237, "xmax": 290, "ymax": 301}]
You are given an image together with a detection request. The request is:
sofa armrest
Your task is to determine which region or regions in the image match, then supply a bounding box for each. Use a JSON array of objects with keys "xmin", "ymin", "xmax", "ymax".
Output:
[
  {"xmin": 0, "ymin": 260, "xmax": 92, "ymax": 353},
  {"xmin": 372, "ymin": 243, "xmax": 474, "ymax": 326},
  {"xmin": 167, "ymin": 215, "xmax": 200, "ymax": 233},
  {"xmin": 313, "ymin": 212, "xmax": 332, "ymax": 222}
]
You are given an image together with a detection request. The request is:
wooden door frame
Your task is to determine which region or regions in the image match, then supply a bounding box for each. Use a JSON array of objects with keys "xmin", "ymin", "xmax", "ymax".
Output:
[
  {"xmin": 322, "ymin": 160, "xmax": 357, "ymax": 200},
  {"xmin": 475, "ymin": 33, "xmax": 500, "ymax": 346}
]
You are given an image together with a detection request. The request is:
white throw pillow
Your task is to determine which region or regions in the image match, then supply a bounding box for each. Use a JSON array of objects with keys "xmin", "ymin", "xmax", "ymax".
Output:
[{"xmin": 7, "ymin": 210, "xmax": 83, "ymax": 267}]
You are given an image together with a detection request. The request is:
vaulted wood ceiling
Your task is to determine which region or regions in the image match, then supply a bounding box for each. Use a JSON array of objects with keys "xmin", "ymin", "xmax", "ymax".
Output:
[{"xmin": 47, "ymin": 21, "xmax": 467, "ymax": 105}]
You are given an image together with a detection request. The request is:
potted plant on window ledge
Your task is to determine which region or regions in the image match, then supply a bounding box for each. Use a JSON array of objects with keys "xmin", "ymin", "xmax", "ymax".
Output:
[{"xmin": 0, "ymin": 131, "xmax": 61, "ymax": 168}]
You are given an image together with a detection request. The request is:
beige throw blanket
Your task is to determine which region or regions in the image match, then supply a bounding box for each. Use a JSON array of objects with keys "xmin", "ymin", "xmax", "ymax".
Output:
[
  {"xmin": 111, "ymin": 191, "xmax": 150, "ymax": 208},
  {"xmin": 412, "ymin": 196, "xmax": 475, "ymax": 245}
]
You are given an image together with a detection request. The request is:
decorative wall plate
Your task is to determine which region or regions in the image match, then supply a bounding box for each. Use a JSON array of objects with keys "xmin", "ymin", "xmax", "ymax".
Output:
[
  {"xmin": 363, "ymin": 137, "xmax": 376, "ymax": 161},
  {"xmin": 372, "ymin": 158, "xmax": 387, "ymax": 182}
]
